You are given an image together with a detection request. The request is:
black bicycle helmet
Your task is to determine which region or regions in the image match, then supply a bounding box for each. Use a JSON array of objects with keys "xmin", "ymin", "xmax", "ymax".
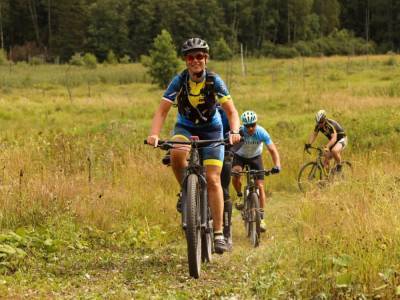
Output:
[{"xmin": 181, "ymin": 38, "xmax": 209, "ymax": 55}]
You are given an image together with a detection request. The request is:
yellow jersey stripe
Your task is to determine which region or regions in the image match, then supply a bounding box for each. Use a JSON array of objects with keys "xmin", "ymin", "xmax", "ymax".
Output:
[{"xmin": 219, "ymin": 95, "xmax": 232, "ymax": 104}]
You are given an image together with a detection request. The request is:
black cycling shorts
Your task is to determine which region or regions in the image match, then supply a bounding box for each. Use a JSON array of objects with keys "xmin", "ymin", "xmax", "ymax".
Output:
[{"xmin": 232, "ymin": 154, "xmax": 265, "ymax": 180}]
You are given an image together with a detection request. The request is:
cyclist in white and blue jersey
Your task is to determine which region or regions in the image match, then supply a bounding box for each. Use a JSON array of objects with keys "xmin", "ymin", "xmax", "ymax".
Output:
[
  {"xmin": 232, "ymin": 111, "xmax": 281, "ymax": 232},
  {"xmin": 147, "ymin": 38, "xmax": 241, "ymax": 254}
]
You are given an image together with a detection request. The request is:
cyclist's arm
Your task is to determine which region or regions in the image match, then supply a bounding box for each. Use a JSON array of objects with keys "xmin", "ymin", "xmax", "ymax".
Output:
[
  {"xmin": 266, "ymin": 143, "xmax": 281, "ymax": 169},
  {"xmin": 214, "ymin": 75, "xmax": 240, "ymax": 136},
  {"xmin": 147, "ymin": 100, "xmax": 173, "ymax": 146},
  {"xmin": 308, "ymin": 131, "xmax": 318, "ymax": 145},
  {"xmin": 221, "ymin": 100, "xmax": 240, "ymax": 133}
]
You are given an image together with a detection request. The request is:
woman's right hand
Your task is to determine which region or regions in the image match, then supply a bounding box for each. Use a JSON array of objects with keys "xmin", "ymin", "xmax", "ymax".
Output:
[{"xmin": 147, "ymin": 135, "xmax": 159, "ymax": 147}]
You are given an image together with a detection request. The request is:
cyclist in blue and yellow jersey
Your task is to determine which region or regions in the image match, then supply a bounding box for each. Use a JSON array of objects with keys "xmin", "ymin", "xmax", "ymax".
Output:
[
  {"xmin": 232, "ymin": 111, "xmax": 281, "ymax": 233},
  {"xmin": 305, "ymin": 110, "xmax": 348, "ymax": 172},
  {"xmin": 147, "ymin": 38, "xmax": 241, "ymax": 254}
]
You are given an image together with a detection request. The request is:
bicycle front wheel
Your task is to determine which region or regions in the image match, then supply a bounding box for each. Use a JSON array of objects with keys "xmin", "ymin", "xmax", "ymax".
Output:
[
  {"xmin": 185, "ymin": 174, "xmax": 202, "ymax": 278},
  {"xmin": 298, "ymin": 162, "xmax": 324, "ymax": 192},
  {"xmin": 248, "ymin": 192, "xmax": 261, "ymax": 247}
]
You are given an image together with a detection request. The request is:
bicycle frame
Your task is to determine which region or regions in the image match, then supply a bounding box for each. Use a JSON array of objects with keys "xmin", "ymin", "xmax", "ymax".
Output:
[{"xmin": 309, "ymin": 146, "xmax": 330, "ymax": 178}]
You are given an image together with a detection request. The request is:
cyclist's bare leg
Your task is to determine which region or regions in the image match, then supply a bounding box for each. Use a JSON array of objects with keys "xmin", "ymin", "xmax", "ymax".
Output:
[
  {"xmin": 331, "ymin": 143, "xmax": 343, "ymax": 166},
  {"xmin": 323, "ymin": 151, "xmax": 333, "ymax": 171},
  {"xmin": 205, "ymin": 165, "xmax": 223, "ymax": 231},
  {"xmin": 256, "ymin": 179, "xmax": 266, "ymax": 209},
  {"xmin": 231, "ymin": 165, "xmax": 243, "ymax": 194},
  {"xmin": 170, "ymin": 138, "xmax": 190, "ymax": 185}
]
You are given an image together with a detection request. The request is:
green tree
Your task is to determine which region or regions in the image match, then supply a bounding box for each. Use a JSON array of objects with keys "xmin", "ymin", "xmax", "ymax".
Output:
[
  {"xmin": 51, "ymin": 0, "xmax": 89, "ymax": 61},
  {"xmin": 212, "ymin": 37, "xmax": 233, "ymax": 60},
  {"xmin": 313, "ymin": 0, "xmax": 340, "ymax": 35},
  {"xmin": 86, "ymin": 0, "xmax": 129, "ymax": 61},
  {"xmin": 145, "ymin": 29, "xmax": 180, "ymax": 89},
  {"xmin": 128, "ymin": 0, "xmax": 157, "ymax": 60}
]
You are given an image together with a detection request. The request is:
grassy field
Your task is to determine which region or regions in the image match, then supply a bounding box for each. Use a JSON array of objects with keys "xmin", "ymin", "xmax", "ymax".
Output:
[{"xmin": 0, "ymin": 55, "xmax": 399, "ymax": 298}]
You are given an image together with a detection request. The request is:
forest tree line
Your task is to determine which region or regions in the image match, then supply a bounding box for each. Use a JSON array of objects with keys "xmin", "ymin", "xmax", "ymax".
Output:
[{"xmin": 0, "ymin": 0, "xmax": 399, "ymax": 62}]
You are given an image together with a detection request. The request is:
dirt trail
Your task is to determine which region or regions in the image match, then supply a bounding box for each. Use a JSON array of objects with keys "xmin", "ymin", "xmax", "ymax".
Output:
[{"xmin": 129, "ymin": 192, "xmax": 298, "ymax": 298}]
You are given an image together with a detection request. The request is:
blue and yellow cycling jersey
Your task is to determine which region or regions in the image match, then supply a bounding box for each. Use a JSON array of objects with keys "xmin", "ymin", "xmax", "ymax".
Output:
[
  {"xmin": 234, "ymin": 125, "xmax": 273, "ymax": 159},
  {"xmin": 163, "ymin": 70, "xmax": 232, "ymax": 127}
]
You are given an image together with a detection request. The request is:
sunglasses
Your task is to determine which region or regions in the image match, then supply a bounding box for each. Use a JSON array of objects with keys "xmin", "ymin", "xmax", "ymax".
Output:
[
  {"xmin": 245, "ymin": 123, "xmax": 256, "ymax": 128},
  {"xmin": 186, "ymin": 53, "xmax": 206, "ymax": 62}
]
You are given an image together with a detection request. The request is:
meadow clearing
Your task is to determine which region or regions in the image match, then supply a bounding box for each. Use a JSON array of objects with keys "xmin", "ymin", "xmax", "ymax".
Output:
[{"xmin": 0, "ymin": 55, "xmax": 399, "ymax": 298}]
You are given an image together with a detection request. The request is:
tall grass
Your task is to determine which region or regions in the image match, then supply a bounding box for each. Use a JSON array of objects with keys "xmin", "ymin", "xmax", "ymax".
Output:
[{"xmin": 0, "ymin": 56, "xmax": 399, "ymax": 296}]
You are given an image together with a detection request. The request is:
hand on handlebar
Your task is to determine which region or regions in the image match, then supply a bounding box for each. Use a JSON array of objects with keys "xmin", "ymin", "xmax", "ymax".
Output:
[
  {"xmin": 229, "ymin": 132, "xmax": 241, "ymax": 145},
  {"xmin": 271, "ymin": 166, "xmax": 281, "ymax": 174},
  {"xmin": 146, "ymin": 135, "xmax": 159, "ymax": 147}
]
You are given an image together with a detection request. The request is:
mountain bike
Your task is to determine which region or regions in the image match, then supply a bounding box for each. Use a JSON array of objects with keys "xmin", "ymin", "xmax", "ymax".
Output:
[
  {"xmin": 232, "ymin": 166, "xmax": 272, "ymax": 247},
  {"xmin": 298, "ymin": 146, "xmax": 352, "ymax": 192},
  {"xmin": 145, "ymin": 137, "xmax": 226, "ymax": 279}
]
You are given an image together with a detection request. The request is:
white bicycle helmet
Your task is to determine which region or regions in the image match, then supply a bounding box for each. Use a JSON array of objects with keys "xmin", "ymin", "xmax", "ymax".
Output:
[
  {"xmin": 241, "ymin": 111, "xmax": 258, "ymax": 125},
  {"xmin": 315, "ymin": 110, "xmax": 326, "ymax": 123}
]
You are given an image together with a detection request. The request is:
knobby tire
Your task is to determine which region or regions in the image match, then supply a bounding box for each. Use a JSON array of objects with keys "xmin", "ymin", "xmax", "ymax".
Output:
[
  {"xmin": 298, "ymin": 162, "xmax": 323, "ymax": 192},
  {"xmin": 185, "ymin": 174, "xmax": 202, "ymax": 278},
  {"xmin": 249, "ymin": 192, "xmax": 261, "ymax": 247}
]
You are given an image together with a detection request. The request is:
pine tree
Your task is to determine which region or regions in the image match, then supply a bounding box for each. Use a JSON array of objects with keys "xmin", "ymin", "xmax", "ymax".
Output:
[{"xmin": 146, "ymin": 29, "xmax": 180, "ymax": 89}]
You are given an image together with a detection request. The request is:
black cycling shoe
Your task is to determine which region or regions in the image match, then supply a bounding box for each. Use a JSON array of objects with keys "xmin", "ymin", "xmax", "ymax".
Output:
[
  {"xmin": 214, "ymin": 235, "xmax": 228, "ymax": 254},
  {"xmin": 176, "ymin": 192, "xmax": 182, "ymax": 213}
]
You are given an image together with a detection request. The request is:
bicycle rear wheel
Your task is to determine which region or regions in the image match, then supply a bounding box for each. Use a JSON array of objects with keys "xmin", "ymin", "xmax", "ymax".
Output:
[
  {"xmin": 298, "ymin": 162, "xmax": 324, "ymax": 192},
  {"xmin": 330, "ymin": 161, "xmax": 353, "ymax": 182},
  {"xmin": 248, "ymin": 192, "xmax": 261, "ymax": 247},
  {"xmin": 185, "ymin": 174, "xmax": 202, "ymax": 278}
]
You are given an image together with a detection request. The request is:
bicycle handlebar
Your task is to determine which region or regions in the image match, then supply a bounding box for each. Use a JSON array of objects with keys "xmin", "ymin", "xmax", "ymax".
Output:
[
  {"xmin": 231, "ymin": 169, "xmax": 273, "ymax": 176},
  {"xmin": 144, "ymin": 138, "xmax": 230, "ymax": 150},
  {"xmin": 305, "ymin": 146, "xmax": 324, "ymax": 155}
]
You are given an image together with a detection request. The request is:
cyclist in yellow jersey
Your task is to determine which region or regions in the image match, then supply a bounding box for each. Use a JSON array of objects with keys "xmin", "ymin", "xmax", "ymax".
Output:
[{"xmin": 147, "ymin": 38, "xmax": 241, "ymax": 254}]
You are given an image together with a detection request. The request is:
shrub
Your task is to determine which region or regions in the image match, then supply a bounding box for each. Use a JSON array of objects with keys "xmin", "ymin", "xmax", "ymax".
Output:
[
  {"xmin": 105, "ymin": 50, "xmax": 118, "ymax": 65},
  {"xmin": 212, "ymin": 38, "xmax": 233, "ymax": 61},
  {"xmin": 0, "ymin": 49, "xmax": 8, "ymax": 65},
  {"xmin": 119, "ymin": 54, "xmax": 131, "ymax": 64},
  {"xmin": 273, "ymin": 45, "xmax": 299, "ymax": 58},
  {"xmin": 293, "ymin": 41, "xmax": 313, "ymax": 57},
  {"xmin": 83, "ymin": 53, "xmax": 98, "ymax": 69},
  {"xmin": 311, "ymin": 29, "xmax": 376, "ymax": 56},
  {"xmin": 29, "ymin": 56, "xmax": 45, "ymax": 65},
  {"xmin": 69, "ymin": 53, "xmax": 84, "ymax": 66},
  {"xmin": 146, "ymin": 29, "xmax": 180, "ymax": 89},
  {"xmin": 384, "ymin": 55, "xmax": 397, "ymax": 66},
  {"xmin": 260, "ymin": 41, "xmax": 276, "ymax": 57}
]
